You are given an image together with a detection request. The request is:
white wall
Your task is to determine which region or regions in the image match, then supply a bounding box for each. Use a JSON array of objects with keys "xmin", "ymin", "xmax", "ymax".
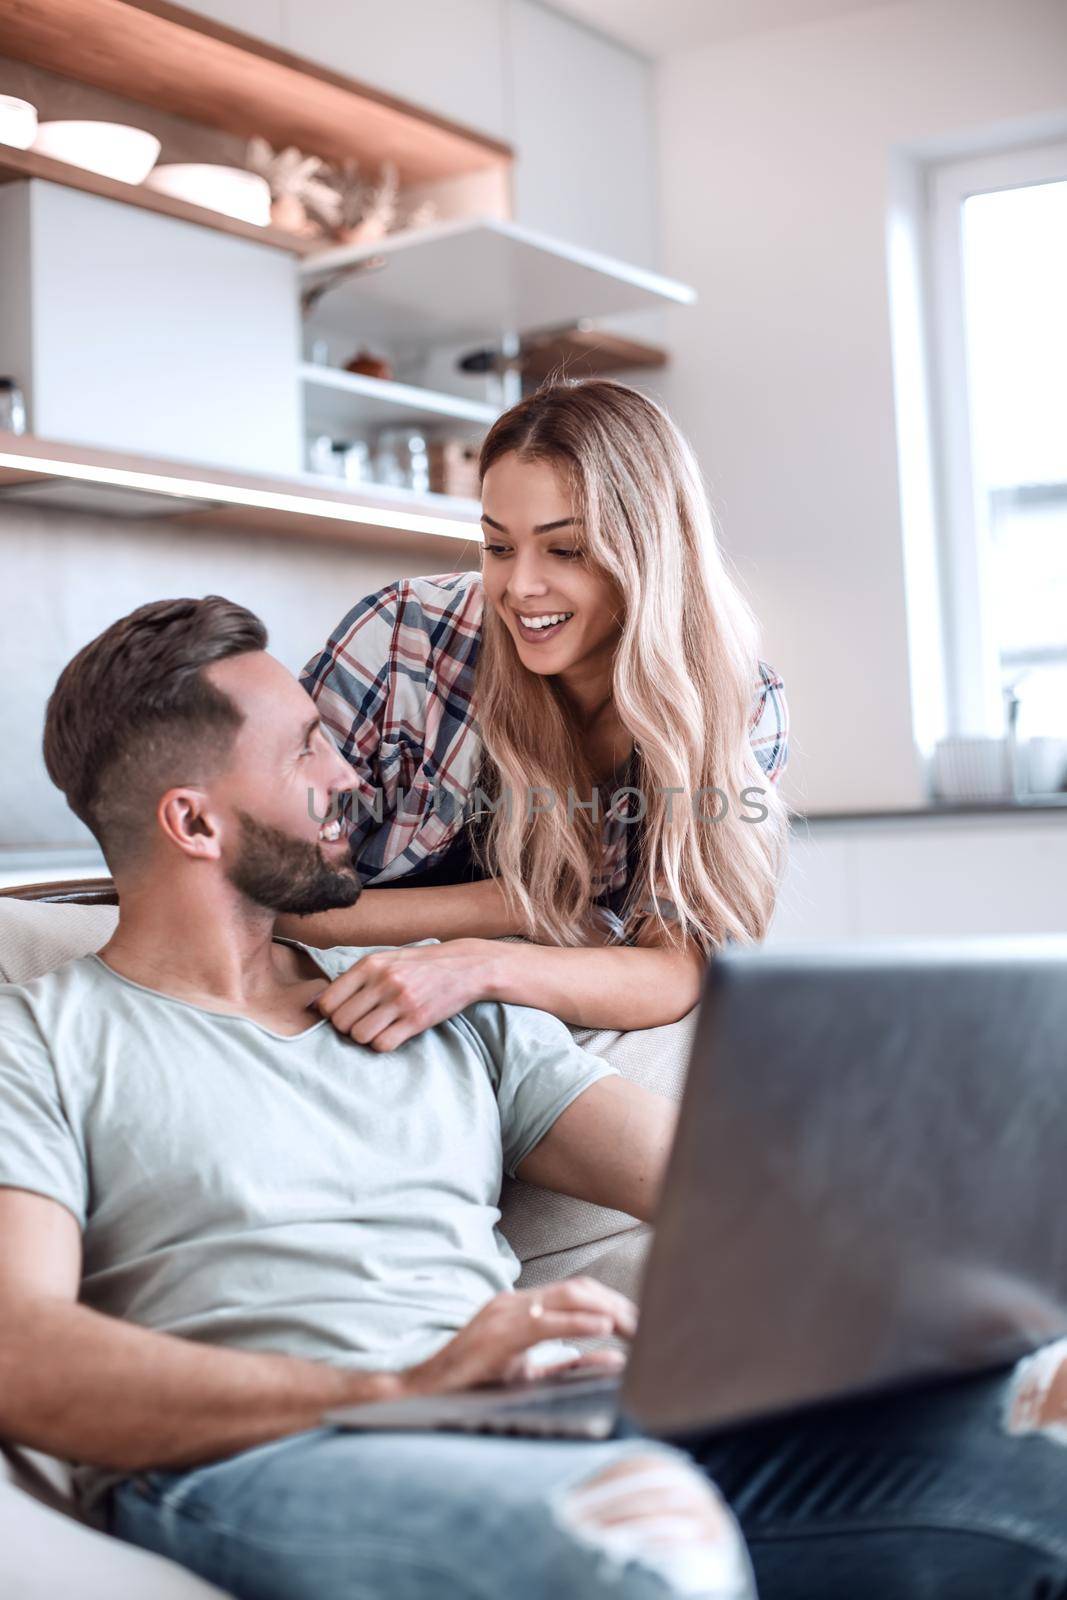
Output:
[{"xmin": 655, "ymin": 0, "xmax": 1067, "ymax": 817}]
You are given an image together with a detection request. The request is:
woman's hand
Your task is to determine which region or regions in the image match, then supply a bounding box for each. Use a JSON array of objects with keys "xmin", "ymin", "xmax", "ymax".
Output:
[{"xmin": 312, "ymin": 937, "xmax": 503, "ymax": 1051}]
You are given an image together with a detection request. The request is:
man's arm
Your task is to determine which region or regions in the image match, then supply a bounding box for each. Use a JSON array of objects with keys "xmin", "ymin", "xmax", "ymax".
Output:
[
  {"xmin": 0, "ymin": 1188, "xmax": 404, "ymax": 1472},
  {"xmin": 0, "ymin": 1189, "xmax": 635, "ymax": 1472},
  {"xmin": 514, "ymin": 1078, "xmax": 678, "ymax": 1224}
]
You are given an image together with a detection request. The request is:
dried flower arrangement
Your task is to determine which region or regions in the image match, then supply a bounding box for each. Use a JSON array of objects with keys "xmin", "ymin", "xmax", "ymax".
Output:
[
  {"xmin": 245, "ymin": 141, "xmax": 436, "ymax": 244},
  {"xmin": 246, "ymin": 138, "xmax": 342, "ymax": 236}
]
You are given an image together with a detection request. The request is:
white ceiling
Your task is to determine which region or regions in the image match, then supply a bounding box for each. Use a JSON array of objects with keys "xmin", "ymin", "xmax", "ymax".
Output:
[{"xmin": 545, "ymin": 0, "xmax": 914, "ymax": 57}]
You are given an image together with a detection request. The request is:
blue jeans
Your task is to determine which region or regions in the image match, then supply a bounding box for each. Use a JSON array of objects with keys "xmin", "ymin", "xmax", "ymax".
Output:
[
  {"xmin": 109, "ymin": 1429, "xmax": 744, "ymax": 1600},
  {"xmin": 109, "ymin": 1370, "xmax": 1067, "ymax": 1600},
  {"xmin": 688, "ymin": 1369, "xmax": 1067, "ymax": 1598}
]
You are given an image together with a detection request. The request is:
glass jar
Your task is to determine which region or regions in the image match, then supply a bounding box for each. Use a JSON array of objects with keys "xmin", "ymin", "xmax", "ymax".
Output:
[
  {"xmin": 0, "ymin": 377, "xmax": 27, "ymax": 435},
  {"xmin": 373, "ymin": 428, "xmax": 410, "ymax": 489},
  {"xmin": 406, "ymin": 432, "xmax": 429, "ymax": 494},
  {"xmin": 342, "ymin": 440, "xmax": 371, "ymax": 485},
  {"xmin": 373, "ymin": 428, "xmax": 430, "ymax": 491}
]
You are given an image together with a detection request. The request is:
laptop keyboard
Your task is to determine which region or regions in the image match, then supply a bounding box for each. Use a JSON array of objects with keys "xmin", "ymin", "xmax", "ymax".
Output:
[{"xmin": 455, "ymin": 1376, "xmax": 621, "ymax": 1437}]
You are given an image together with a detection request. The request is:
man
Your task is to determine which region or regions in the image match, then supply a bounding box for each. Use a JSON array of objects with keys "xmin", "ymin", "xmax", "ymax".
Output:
[
  {"xmin": 0, "ymin": 595, "xmax": 749, "ymax": 1600},
  {"xmin": 4, "ymin": 595, "xmax": 1067, "ymax": 1600}
]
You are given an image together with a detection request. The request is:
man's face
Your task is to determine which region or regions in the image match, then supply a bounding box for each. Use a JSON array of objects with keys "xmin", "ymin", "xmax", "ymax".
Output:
[{"xmin": 203, "ymin": 652, "xmax": 361, "ymax": 916}]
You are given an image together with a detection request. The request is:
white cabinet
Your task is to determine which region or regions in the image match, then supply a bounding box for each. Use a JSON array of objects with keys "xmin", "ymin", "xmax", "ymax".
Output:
[
  {"xmin": 279, "ymin": 0, "xmax": 509, "ymax": 143},
  {"xmin": 0, "ymin": 181, "xmax": 302, "ymax": 476},
  {"xmin": 176, "ymin": 0, "xmax": 284, "ymax": 44},
  {"xmin": 112, "ymin": 3, "xmax": 660, "ymax": 273},
  {"xmin": 505, "ymin": 0, "xmax": 658, "ymax": 269},
  {"xmin": 769, "ymin": 816, "xmax": 1067, "ymax": 945}
]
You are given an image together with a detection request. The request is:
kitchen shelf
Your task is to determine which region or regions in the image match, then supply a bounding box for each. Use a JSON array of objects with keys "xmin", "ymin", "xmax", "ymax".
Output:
[
  {"xmin": 301, "ymin": 364, "xmax": 497, "ymax": 436},
  {"xmin": 0, "ymin": 0, "xmax": 512, "ymax": 184},
  {"xmin": 301, "ymin": 216, "xmax": 697, "ymax": 345},
  {"xmin": 0, "ymin": 143, "xmax": 316, "ymax": 255},
  {"xmin": 0, "ymin": 431, "xmax": 483, "ymax": 551},
  {"xmin": 519, "ymin": 327, "xmax": 669, "ymax": 381}
]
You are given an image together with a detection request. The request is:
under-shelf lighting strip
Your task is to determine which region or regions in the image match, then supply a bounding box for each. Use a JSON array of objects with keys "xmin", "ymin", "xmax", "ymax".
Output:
[{"xmin": 0, "ymin": 448, "xmax": 482, "ymax": 543}]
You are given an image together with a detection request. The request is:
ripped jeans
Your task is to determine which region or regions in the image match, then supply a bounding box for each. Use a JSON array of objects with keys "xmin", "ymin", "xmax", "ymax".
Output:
[
  {"xmin": 108, "ymin": 1429, "xmax": 751, "ymax": 1600},
  {"xmin": 108, "ymin": 1367, "xmax": 1067, "ymax": 1600},
  {"xmin": 686, "ymin": 1365, "xmax": 1067, "ymax": 1600}
]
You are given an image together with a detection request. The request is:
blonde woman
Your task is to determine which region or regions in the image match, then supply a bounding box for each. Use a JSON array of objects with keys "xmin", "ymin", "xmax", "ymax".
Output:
[{"xmin": 287, "ymin": 379, "xmax": 789, "ymax": 1049}]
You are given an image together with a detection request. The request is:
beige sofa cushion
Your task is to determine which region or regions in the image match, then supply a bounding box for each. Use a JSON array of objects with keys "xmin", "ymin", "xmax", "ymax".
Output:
[
  {"xmin": 0, "ymin": 1446, "xmax": 227, "ymax": 1598},
  {"xmin": 507, "ymin": 1008, "xmax": 695, "ymax": 1286},
  {"xmin": 0, "ymin": 897, "xmax": 119, "ymax": 986}
]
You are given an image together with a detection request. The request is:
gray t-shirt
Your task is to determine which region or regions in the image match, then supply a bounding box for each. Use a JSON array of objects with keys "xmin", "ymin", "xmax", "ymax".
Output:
[{"xmin": 0, "ymin": 940, "xmax": 616, "ymax": 1503}]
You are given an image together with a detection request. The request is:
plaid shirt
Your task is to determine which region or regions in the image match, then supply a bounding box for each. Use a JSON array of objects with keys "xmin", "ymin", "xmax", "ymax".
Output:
[{"xmin": 302, "ymin": 570, "xmax": 789, "ymax": 909}]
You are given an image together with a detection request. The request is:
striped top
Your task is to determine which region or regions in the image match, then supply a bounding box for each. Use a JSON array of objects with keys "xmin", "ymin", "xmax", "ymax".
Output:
[{"xmin": 301, "ymin": 570, "xmax": 789, "ymax": 935}]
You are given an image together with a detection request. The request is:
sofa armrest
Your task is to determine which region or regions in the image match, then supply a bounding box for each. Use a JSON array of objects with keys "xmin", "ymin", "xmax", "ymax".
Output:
[{"xmin": 0, "ymin": 1452, "xmax": 229, "ymax": 1598}]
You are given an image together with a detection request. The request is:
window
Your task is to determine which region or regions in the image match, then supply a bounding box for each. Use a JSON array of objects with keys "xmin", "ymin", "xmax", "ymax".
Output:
[{"xmin": 928, "ymin": 142, "xmax": 1067, "ymax": 749}]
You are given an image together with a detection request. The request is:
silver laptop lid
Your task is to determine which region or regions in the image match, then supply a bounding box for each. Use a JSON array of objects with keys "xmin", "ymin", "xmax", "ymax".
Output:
[{"xmin": 624, "ymin": 936, "xmax": 1067, "ymax": 1436}]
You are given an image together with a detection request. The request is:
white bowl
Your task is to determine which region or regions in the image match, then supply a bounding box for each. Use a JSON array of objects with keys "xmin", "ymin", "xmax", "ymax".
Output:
[
  {"xmin": 145, "ymin": 164, "xmax": 271, "ymax": 226},
  {"xmin": 32, "ymin": 120, "xmax": 160, "ymax": 183},
  {"xmin": 0, "ymin": 96, "xmax": 38, "ymax": 151}
]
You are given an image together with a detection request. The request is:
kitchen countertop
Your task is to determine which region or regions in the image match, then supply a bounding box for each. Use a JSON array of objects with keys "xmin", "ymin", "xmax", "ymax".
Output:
[{"xmin": 794, "ymin": 796, "xmax": 1067, "ymax": 825}]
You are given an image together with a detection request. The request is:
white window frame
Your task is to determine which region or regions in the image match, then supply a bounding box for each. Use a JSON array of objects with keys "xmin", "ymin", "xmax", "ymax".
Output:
[{"xmin": 927, "ymin": 139, "xmax": 1067, "ymax": 738}]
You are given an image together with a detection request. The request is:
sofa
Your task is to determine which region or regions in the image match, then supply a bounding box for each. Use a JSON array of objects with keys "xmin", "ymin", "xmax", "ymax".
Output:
[{"xmin": 0, "ymin": 883, "xmax": 696, "ymax": 1600}]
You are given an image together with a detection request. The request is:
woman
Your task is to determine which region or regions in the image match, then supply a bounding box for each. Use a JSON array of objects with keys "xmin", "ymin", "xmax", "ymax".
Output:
[{"xmin": 286, "ymin": 379, "xmax": 789, "ymax": 1049}]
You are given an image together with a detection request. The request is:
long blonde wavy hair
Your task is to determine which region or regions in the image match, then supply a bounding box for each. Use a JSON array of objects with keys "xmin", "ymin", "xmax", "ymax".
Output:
[{"xmin": 473, "ymin": 378, "xmax": 788, "ymax": 954}]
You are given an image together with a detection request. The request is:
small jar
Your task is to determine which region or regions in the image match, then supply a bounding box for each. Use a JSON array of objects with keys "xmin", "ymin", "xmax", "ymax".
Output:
[
  {"xmin": 406, "ymin": 431, "xmax": 429, "ymax": 494},
  {"xmin": 0, "ymin": 377, "xmax": 27, "ymax": 436},
  {"xmin": 308, "ymin": 434, "xmax": 340, "ymax": 476},
  {"xmin": 373, "ymin": 429, "xmax": 409, "ymax": 488},
  {"xmin": 342, "ymin": 439, "xmax": 371, "ymax": 485}
]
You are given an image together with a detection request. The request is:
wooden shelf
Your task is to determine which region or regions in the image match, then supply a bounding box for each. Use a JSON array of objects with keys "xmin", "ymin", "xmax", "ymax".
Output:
[
  {"xmin": 519, "ymin": 327, "xmax": 669, "ymax": 381},
  {"xmin": 0, "ymin": 142, "xmax": 316, "ymax": 255},
  {"xmin": 301, "ymin": 364, "xmax": 497, "ymax": 436},
  {"xmin": 301, "ymin": 216, "xmax": 697, "ymax": 345},
  {"xmin": 0, "ymin": 0, "xmax": 512, "ymax": 184},
  {"xmin": 0, "ymin": 431, "xmax": 484, "ymax": 552}
]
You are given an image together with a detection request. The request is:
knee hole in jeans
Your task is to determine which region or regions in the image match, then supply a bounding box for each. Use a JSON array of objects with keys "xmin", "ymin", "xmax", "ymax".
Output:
[{"xmin": 553, "ymin": 1451, "xmax": 754, "ymax": 1597}]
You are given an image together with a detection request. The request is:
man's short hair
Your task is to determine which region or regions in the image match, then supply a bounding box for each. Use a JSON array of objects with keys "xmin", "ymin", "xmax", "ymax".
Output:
[{"xmin": 43, "ymin": 595, "xmax": 267, "ymax": 870}]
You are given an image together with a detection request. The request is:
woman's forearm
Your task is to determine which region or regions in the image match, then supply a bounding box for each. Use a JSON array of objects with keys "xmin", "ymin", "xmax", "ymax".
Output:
[
  {"xmin": 484, "ymin": 939, "xmax": 706, "ymax": 1031},
  {"xmin": 277, "ymin": 875, "xmax": 523, "ymax": 949}
]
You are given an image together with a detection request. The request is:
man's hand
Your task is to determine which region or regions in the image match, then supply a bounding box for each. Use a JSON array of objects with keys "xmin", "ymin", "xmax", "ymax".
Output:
[
  {"xmin": 400, "ymin": 1279, "xmax": 636, "ymax": 1395},
  {"xmin": 313, "ymin": 938, "xmax": 501, "ymax": 1051}
]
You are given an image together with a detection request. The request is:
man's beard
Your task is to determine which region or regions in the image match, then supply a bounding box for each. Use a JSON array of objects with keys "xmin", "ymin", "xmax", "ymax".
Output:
[{"xmin": 227, "ymin": 809, "xmax": 362, "ymax": 916}]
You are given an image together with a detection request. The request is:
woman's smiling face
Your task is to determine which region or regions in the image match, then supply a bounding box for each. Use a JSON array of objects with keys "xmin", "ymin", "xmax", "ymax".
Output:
[{"xmin": 480, "ymin": 452, "xmax": 621, "ymax": 682}]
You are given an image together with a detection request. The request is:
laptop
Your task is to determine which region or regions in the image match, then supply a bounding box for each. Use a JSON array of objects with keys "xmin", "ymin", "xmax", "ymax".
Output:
[{"xmin": 325, "ymin": 936, "xmax": 1067, "ymax": 1441}]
